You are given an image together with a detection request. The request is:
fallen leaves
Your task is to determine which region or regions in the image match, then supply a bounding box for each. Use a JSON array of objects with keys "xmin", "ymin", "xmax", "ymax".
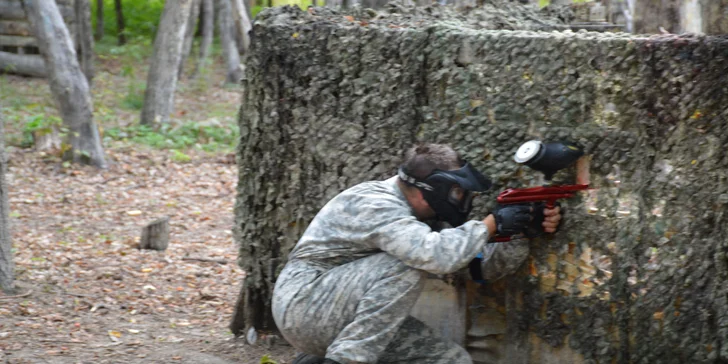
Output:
[{"xmin": 3, "ymin": 147, "xmax": 248, "ymax": 361}]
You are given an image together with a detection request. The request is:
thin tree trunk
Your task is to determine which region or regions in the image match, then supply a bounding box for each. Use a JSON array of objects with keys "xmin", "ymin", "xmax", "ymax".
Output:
[
  {"xmin": 23, "ymin": 0, "xmax": 107, "ymax": 168},
  {"xmin": 140, "ymin": 0, "xmax": 194, "ymax": 125},
  {"xmin": 192, "ymin": 0, "xmax": 213, "ymax": 79},
  {"xmin": 114, "ymin": 0, "xmax": 126, "ymax": 45},
  {"xmin": 229, "ymin": 0, "xmax": 251, "ymax": 53},
  {"xmin": 217, "ymin": 0, "xmax": 242, "ymax": 85},
  {"xmin": 178, "ymin": 0, "xmax": 201, "ymax": 79},
  {"xmin": 94, "ymin": 0, "xmax": 104, "ymax": 41},
  {"xmin": 75, "ymin": 0, "xmax": 95, "ymax": 84},
  {"xmin": 0, "ymin": 108, "xmax": 14, "ymax": 295}
]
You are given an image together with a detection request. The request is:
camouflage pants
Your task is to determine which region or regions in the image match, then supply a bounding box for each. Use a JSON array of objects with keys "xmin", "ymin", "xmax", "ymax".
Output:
[{"xmin": 273, "ymin": 253, "xmax": 472, "ymax": 364}]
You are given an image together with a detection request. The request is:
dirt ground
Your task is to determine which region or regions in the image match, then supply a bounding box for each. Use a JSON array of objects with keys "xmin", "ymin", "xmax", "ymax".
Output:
[{"xmin": 0, "ymin": 53, "xmax": 299, "ymax": 363}]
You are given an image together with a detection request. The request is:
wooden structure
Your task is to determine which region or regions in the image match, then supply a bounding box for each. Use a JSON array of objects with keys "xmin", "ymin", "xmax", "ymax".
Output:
[{"xmin": 0, "ymin": 0, "xmax": 80, "ymax": 77}]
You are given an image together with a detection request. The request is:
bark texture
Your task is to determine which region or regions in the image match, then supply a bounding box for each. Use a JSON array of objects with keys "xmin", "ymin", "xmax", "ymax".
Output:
[
  {"xmin": 0, "ymin": 109, "xmax": 13, "ymax": 295},
  {"xmin": 217, "ymin": 0, "xmax": 242, "ymax": 85},
  {"xmin": 140, "ymin": 0, "xmax": 194, "ymax": 125},
  {"xmin": 229, "ymin": 0, "xmax": 252, "ymax": 53},
  {"xmin": 233, "ymin": 5, "xmax": 728, "ymax": 363},
  {"xmin": 0, "ymin": 51, "xmax": 46, "ymax": 77},
  {"xmin": 94, "ymin": 0, "xmax": 103, "ymax": 40},
  {"xmin": 192, "ymin": 0, "xmax": 214, "ymax": 79},
  {"xmin": 178, "ymin": 0, "xmax": 201, "ymax": 79},
  {"xmin": 113, "ymin": 0, "xmax": 125, "ymax": 45},
  {"xmin": 140, "ymin": 217, "xmax": 170, "ymax": 251},
  {"xmin": 23, "ymin": 0, "xmax": 106, "ymax": 168},
  {"xmin": 74, "ymin": 0, "xmax": 94, "ymax": 83}
]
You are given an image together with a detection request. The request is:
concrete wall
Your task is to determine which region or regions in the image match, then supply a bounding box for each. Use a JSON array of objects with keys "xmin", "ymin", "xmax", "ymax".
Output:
[{"xmin": 235, "ymin": 4, "xmax": 728, "ymax": 363}]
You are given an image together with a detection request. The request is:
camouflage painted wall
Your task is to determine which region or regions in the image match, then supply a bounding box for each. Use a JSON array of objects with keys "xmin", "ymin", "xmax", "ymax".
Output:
[{"xmin": 234, "ymin": 4, "xmax": 728, "ymax": 363}]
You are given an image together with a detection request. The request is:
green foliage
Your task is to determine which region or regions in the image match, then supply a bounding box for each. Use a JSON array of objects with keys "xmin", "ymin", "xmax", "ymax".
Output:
[
  {"xmin": 104, "ymin": 120, "xmax": 239, "ymax": 152},
  {"xmin": 91, "ymin": 0, "xmax": 166, "ymax": 40},
  {"xmin": 96, "ymin": 35, "xmax": 153, "ymax": 61},
  {"xmin": 171, "ymin": 149, "xmax": 192, "ymax": 163},
  {"xmin": 21, "ymin": 114, "xmax": 64, "ymax": 148},
  {"xmin": 260, "ymin": 355, "xmax": 278, "ymax": 364},
  {"xmin": 122, "ymin": 81, "xmax": 146, "ymax": 110},
  {"xmin": 251, "ymin": 5, "xmax": 266, "ymax": 18}
]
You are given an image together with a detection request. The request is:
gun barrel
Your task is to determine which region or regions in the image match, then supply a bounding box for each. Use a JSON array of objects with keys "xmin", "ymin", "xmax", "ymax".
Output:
[{"xmin": 496, "ymin": 184, "xmax": 590, "ymax": 207}]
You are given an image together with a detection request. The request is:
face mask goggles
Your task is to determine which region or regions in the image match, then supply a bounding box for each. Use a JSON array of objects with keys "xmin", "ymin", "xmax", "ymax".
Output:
[{"xmin": 399, "ymin": 162, "xmax": 492, "ymax": 227}]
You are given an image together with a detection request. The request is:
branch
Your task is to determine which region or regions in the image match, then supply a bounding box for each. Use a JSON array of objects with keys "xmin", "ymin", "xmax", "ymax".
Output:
[{"xmin": 0, "ymin": 290, "xmax": 32, "ymax": 300}]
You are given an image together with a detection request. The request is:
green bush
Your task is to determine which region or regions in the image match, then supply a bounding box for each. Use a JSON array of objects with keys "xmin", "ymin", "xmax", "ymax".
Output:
[{"xmin": 21, "ymin": 114, "xmax": 64, "ymax": 148}]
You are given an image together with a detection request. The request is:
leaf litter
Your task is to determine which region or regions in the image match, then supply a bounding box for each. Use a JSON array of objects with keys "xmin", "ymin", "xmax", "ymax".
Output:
[{"xmin": 0, "ymin": 143, "xmax": 297, "ymax": 363}]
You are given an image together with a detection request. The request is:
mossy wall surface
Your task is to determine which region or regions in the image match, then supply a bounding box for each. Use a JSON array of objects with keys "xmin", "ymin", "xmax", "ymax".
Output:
[{"xmin": 234, "ymin": 5, "xmax": 728, "ymax": 363}]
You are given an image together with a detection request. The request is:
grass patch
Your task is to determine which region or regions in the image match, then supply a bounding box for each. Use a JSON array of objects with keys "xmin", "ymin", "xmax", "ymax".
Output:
[
  {"xmin": 104, "ymin": 120, "xmax": 238, "ymax": 152},
  {"xmin": 121, "ymin": 81, "xmax": 146, "ymax": 110}
]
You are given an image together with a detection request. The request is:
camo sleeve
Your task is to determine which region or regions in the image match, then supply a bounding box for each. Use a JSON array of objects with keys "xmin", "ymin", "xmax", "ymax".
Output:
[{"xmin": 359, "ymin": 198, "xmax": 490, "ymax": 275}]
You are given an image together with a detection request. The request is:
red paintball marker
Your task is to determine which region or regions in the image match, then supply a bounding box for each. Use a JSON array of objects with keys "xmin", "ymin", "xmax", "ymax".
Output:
[{"xmin": 493, "ymin": 140, "xmax": 591, "ymax": 242}]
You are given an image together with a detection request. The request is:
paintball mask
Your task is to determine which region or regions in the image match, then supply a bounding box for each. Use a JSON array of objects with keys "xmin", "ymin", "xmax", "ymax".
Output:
[{"xmin": 399, "ymin": 162, "xmax": 492, "ymax": 227}]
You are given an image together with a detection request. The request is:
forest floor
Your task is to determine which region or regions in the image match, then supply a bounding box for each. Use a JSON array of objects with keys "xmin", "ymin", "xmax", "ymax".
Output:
[{"xmin": 0, "ymin": 40, "xmax": 298, "ymax": 364}]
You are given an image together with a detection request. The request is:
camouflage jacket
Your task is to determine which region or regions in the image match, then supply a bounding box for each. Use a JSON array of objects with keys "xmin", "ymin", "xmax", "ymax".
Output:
[{"xmin": 287, "ymin": 176, "xmax": 529, "ymax": 279}]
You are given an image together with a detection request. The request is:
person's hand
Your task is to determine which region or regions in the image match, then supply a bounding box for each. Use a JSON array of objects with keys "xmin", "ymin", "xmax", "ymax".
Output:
[
  {"xmin": 492, "ymin": 204, "xmax": 536, "ymax": 237},
  {"xmin": 542, "ymin": 206, "xmax": 561, "ymax": 233}
]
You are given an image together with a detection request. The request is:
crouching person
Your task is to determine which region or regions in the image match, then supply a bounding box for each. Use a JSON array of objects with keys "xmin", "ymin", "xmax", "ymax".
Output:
[{"xmin": 272, "ymin": 144, "xmax": 562, "ymax": 364}]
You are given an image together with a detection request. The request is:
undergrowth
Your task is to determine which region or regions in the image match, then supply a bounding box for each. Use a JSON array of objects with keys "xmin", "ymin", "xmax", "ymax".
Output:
[{"xmin": 104, "ymin": 121, "xmax": 239, "ymax": 153}]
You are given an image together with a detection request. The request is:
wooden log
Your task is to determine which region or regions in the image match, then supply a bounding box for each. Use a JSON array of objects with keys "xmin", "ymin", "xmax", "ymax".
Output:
[
  {"xmin": 0, "ymin": 2, "xmax": 75, "ymax": 20},
  {"xmin": 0, "ymin": 35, "xmax": 36, "ymax": 47},
  {"xmin": 0, "ymin": 51, "xmax": 46, "ymax": 77},
  {"xmin": 0, "ymin": 20, "xmax": 32, "ymax": 36},
  {"xmin": 140, "ymin": 217, "xmax": 170, "ymax": 251}
]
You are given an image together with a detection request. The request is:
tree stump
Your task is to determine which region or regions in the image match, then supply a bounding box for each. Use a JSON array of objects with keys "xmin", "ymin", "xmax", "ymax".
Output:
[
  {"xmin": 32, "ymin": 126, "xmax": 61, "ymax": 152},
  {"xmin": 140, "ymin": 217, "xmax": 170, "ymax": 251}
]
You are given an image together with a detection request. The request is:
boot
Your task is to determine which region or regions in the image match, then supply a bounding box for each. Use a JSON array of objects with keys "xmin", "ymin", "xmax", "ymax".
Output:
[
  {"xmin": 291, "ymin": 353, "xmax": 325, "ymax": 364},
  {"xmin": 322, "ymin": 359, "xmax": 342, "ymax": 364}
]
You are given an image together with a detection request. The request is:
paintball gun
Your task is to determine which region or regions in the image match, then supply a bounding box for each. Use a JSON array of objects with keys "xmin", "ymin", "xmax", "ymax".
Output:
[{"xmin": 493, "ymin": 140, "xmax": 590, "ymax": 242}]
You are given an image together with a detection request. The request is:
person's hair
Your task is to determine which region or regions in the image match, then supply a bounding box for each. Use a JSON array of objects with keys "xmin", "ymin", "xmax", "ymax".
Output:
[{"xmin": 401, "ymin": 143, "xmax": 461, "ymax": 179}]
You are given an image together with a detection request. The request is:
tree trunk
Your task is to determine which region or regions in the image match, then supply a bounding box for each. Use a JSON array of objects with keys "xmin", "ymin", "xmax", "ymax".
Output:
[
  {"xmin": 0, "ymin": 109, "xmax": 14, "ymax": 295},
  {"xmin": 140, "ymin": 0, "xmax": 193, "ymax": 125},
  {"xmin": 229, "ymin": 0, "xmax": 251, "ymax": 53},
  {"xmin": 75, "ymin": 0, "xmax": 95, "ymax": 84},
  {"xmin": 114, "ymin": 0, "xmax": 126, "ymax": 45},
  {"xmin": 23, "ymin": 0, "xmax": 107, "ymax": 168},
  {"xmin": 192, "ymin": 0, "xmax": 213, "ymax": 80},
  {"xmin": 178, "ymin": 0, "xmax": 201, "ymax": 79},
  {"xmin": 94, "ymin": 0, "xmax": 104, "ymax": 41},
  {"xmin": 0, "ymin": 51, "xmax": 46, "ymax": 77},
  {"xmin": 217, "ymin": 0, "xmax": 242, "ymax": 85}
]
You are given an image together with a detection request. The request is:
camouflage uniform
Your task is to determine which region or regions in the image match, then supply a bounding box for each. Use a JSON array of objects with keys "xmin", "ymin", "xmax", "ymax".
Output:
[{"xmin": 272, "ymin": 176, "xmax": 529, "ymax": 364}]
